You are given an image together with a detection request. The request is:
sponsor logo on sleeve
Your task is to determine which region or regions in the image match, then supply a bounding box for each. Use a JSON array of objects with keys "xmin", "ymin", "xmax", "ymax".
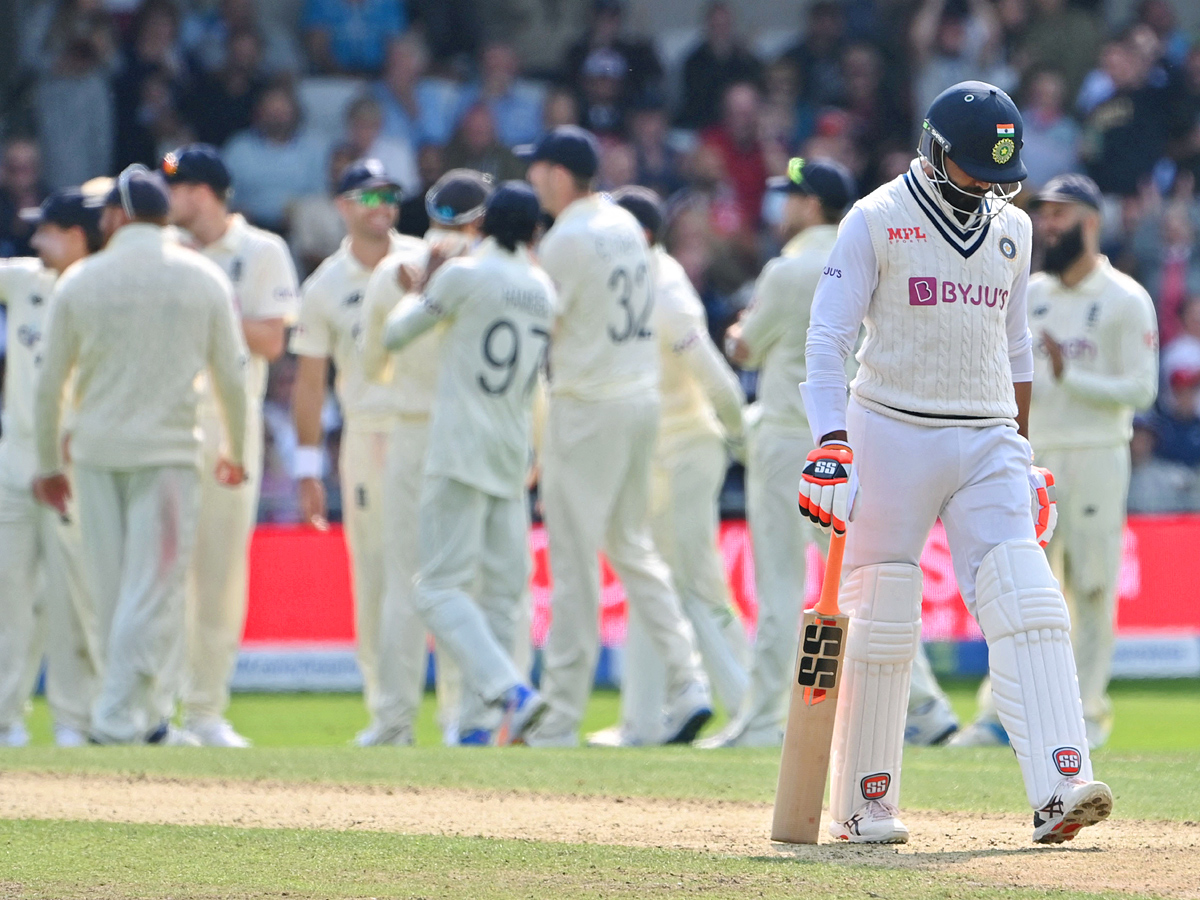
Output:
[
  {"xmin": 822, "ymin": 266, "xmax": 842, "ymax": 279},
  {"xmin": 1053, "ymin": 747, "xmax": 1082, "ymax": 776},
  {"xmin": 861, "ymin": 773, "xmax": 891, "ymax": 800}
]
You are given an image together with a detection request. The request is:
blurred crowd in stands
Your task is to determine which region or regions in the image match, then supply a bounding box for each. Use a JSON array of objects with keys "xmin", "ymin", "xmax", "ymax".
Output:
[{"xmin": 2, "ymin": 0, "xmax": 1200, "ymax": 518}]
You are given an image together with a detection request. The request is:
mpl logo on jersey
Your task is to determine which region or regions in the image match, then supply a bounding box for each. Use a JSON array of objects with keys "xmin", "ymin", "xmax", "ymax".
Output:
[
  {"xmin": 861, "ymin": 773, "xmax": 891, "ymax": 800},
  {"xmin": 908, "ymin": 277, "xmax": 1010, "ymax": 309},
  {"xmin": 1053, "ymin": 747, "xmax": 1082, "ymax": 777},
  {"xmin": 888, "ymin": 226, "xmax": 927, "ymax": 242}
]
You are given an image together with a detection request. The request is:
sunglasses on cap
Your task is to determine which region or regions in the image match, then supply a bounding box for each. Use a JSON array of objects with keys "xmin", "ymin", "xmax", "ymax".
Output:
[{"xmin": 347, "ymin": 188, "xmax": 400, "ymax": 208}]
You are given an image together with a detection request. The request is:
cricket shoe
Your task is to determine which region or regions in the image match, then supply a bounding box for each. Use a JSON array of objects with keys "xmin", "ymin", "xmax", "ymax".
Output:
[
  {"xmin": 947, "ymin": 720, "xmax": 1009, "ymax": 747},
  {"xmin": 54, "ymin": 724, "xmax": 88, "ymax": 748},
  {"xmin": 830, "ymin": 800, "xmax": 910, "ymax": 844},
  {"xmin": 458, "ymin": 729, "xmax": 493, "ymax": 746},
  {"xmin": 585, "ymin": 725, "xmax": 648, "ymax": 748},
  {"xmin": 696, "ymin": 718, "xmax": 782, "ymax": 749},
  {"xmin": 354, "ymin": 722, "xmax": 414, "ymax": 747},
  {"xmin": 185, "ymin": 717, "xmax": 251, "ymax": 748},
  {"xmin": 1032, "ymin": 778, "xmax": 1113, "ymax": 844},
  {"xmin": 662, "ymin": 681, "xmax": 713, "ymax": 745},
  {"xmin": 496, "ymin": 684, "xmax": 546, "ymax": 746},
  {"xmin": 0, "ymin": 722, "xmax": 30, "ymax": 747},
  {"xmin": 904, "ymin": 697, "xmax": 959, "ymax": 746},
  {"xmin": 146, "ymin": 723, "xmax": 202, "ymax": 746}
]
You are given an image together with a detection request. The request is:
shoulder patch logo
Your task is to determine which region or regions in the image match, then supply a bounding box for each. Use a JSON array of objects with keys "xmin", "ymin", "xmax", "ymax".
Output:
[
  {"xmin": 993, "ymin": 138, "xmax": 1015, "ymax": 165},
  {"xmin": 861, "ymin": 773, "xmax": 891, "ymax": 800},
  {"xmin": 999, "ymin": 236, "xmax": 1017, "ymax": 259}
]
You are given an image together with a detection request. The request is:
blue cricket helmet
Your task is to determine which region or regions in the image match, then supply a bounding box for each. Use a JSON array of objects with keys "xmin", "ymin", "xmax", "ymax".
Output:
[{"xmin": 919, "ymin": 81, "xmax": 1028, "ymax": 185}]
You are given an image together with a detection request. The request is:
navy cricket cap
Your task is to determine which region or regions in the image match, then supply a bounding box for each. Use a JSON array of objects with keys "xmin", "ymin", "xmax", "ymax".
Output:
[
  {"xmin": 161, "ymin": 144, "xmax": 232, "ymax": 194},
  {"xmin": 425, "ymin": 168, "xmax": 493, "ymax": 226},
  {"xmin": 1034, "ymin": 173, "xmax": 1103, "ymax": 211},
  {"xmin": 516, "ymin": 126, "xmax": 600, "ymax": 179},
  {"xmin": 19, "ymin": 189, "xmax": 102, "ymax": 231},
  {"xmin": 337, "ymin": 157, "xmax": 400, "ymax": 195},
  {"xmin": 105, "ymin": 164, "xmax": 171, "ymax": 218},
  {"xmin": 611, "ymin": 185, "xmax": 664, "ymax": 243},
  {"xmin": 483, "ymin": 181, "xmax": 542, "ymax": 244},
  {"xmin": 768, "ymin": 157, "xmax": 857, "ymax": 211},
  {"xmin": 921, "ymin": 81, "xmax": 1027, "ymax": 183}
]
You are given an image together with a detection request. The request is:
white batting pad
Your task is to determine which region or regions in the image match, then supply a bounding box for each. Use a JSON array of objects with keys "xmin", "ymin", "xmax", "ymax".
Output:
[
  {"xmin": 976, "ymin": 540, "xmax": 1092, "ymax": 808},
  {"xmin": 829, "ymin": 564, "xmax": 923, "ymax": 822}
]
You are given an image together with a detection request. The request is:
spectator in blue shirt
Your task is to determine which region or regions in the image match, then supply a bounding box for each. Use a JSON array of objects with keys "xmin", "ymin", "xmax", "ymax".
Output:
[
  {"xmin": 223, "ymin": 81, "xmax": 328, "ymax": 231},
  {"xmin": 1148, "ymin": 361, "xmax": 1200, "ymax": 468},
  {"xmin": 457, "ymin": 42, "xmax": 544, "ymax": 148},
  {"xmin": 303, "ymin": 0, "xmax": 406, "ymax": 76},
  {"xmin": 368, "ymin": 35, "xmax": 462, "ymax": 147}
]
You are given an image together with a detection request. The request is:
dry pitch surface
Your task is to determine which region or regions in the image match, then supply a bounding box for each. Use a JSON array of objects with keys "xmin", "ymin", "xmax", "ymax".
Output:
[{"xmin": 3, "ymin": 770, "xmax": 1196, "ymax": 899}]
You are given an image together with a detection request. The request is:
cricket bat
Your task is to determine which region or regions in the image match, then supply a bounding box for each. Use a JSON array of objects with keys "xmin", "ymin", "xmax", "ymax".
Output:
[{"xmin": 771, "ymin": 531, "xmax": 848, "ymax": 844}]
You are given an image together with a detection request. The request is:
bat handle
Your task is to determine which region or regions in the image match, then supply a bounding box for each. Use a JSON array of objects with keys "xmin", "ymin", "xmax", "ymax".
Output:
[{"xmin": 813, "ymin": 532, "xmax": 845, "ymax": 616}]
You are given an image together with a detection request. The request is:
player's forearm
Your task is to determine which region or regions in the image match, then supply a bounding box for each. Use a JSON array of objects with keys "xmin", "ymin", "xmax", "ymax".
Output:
[
  {"xmin": 34, "ymin": 375, "xmax": 67, "ymax": 474},
  {"xmin": 383, "ymin": 300, "xmax": 440, "ymax": 352},
  {"xmin": 242, "ymin": 317, "xmax": 286, "ymax": 361},
  {"xmin": 689, "ymin": 340, "xmax": 746, "ymax": 440},
  {"xmin": 292, "ymin": 355, "xmax": 328, "ymax": 448},
  {"xmin": 1014, "ymin": 380, "xmax": 1031, "ymax": 439},
  {"xmin": 1061, "ymin": 367, "xmax": 1158, "ymax": 409},
  {"xmin": 210, "ymin": 312, "xmax": 250, "ymax": 466}
]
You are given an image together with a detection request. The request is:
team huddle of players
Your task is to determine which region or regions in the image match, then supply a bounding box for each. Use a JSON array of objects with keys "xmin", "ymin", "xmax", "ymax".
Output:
[{"xmin": 0, "ymin": 80, "xmax": 1157, "ymax": 844}]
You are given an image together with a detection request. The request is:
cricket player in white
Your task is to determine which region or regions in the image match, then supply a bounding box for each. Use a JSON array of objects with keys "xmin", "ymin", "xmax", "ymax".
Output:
[
  {"xmin": 953, "ymin": 174, "xmax": 1158, "ymax": 750},
  {"xmin": 163, "ymin": 145, "xmax": 299, "ymax": 747},
  {"xmin": 360, "ymin": 169, "xmax": 493, "ymax": 745},
  {"xmin": 705, "ymin": 159, "xmax": 856, "ymax": 749},
  {"xmin": 32, "ymin": 165, "xmax": 248, "ymax": 745},
  {"xmin": 801, "ymin": 83, "xmax": 1111, "ymax": 845},
  {"xmin": 383, "ymin": 182, "xmax": 554, "ymax": 745},
  {"xmin": 519, "ymin": 127, "xmax": 712, "ymax": 747},
  {"xmin": 290, "ymin": 159, "xmax": 426, "ymax": 744},
  {"xmin": 0, "ymin": 190, "xmax": 100, "ymax": 748},
  {"xmin": 589, "ymin": 186, "xmax": 748, "ymax": 747}
]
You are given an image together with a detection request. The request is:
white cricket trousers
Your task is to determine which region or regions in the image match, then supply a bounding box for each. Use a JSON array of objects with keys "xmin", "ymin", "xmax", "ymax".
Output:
[
  {"xmin": 183, "ymin": 406, "xmax": 261, "ymax": 722},
  {"xmin": 535, "ymin": 393, "xmax": 707, "ymax": 743},
  {"xmin": 75, "ymin": 464, "xmax": 200, "ymax": 743},
  {"xmin": 414, "ymin": 476, "xmax": 529, "ymax": 712},
  {"xmin": 619, "ymin": 431, "xmax": 749, "ymax": 741},
  {"xmin": 972, "ymin": 444, "xmax": 1129, "ymax": 744},
  {"xmin": 374, "ymin": 417, "xmax": 462, "ymax": 739},
  {"xmin": 0, "ymin": 479, "xmax": 98, "ymax": 733}
]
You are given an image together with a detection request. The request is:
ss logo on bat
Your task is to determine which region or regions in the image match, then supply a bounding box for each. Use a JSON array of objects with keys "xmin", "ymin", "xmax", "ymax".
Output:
[{"xmin": 797, "ymin": 620, "xmax": 842, "ymax": 704}]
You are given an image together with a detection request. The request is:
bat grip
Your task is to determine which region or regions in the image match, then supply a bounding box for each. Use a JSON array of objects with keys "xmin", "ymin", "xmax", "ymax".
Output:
[{"xmin": 813, "ymin": 532, "xmax": 845, "ymax": 616}]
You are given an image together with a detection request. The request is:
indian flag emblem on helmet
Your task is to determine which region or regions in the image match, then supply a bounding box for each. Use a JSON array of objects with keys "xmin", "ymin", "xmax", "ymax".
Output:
[
  {"xmin": 992, "ymin": 138, "xmax": 1016, "ymax": 164},
  {"xmin": 997, "ymin": 123, "xmax": 1015, "ymax": 136}
]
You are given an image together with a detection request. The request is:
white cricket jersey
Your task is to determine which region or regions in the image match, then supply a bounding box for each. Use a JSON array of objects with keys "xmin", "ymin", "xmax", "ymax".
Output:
[
  {"xmin": 194, "ymin": 214, "xmax": 299, "ymax": 409},
  {"xmin": 384, "ymin": 238, "xmax": 557, "ymax": 498},
  {"xmin": 1028, "ymin": 257, "xmax": 1158, "ymax": 451},
  {"xmin": 805, "ymin": 159, "xmax": 1034, "ymax": 441},
  {"xmin": 34, "ymin": 223, "xmax": 248, "ymax": 472},
  {"xmin": 0, "ymin": 258, "xmax": 59, "ymax": 487},
  {"xmin": 741, "ymin": 224, "xmax": 838, "ymax": 430},
  {"xmin": 651, "ymin": 246, "xmax": 744, "ymax": 441},
  {"xmin": 289, "ymin": 233, "xmax": 418, "ymax": 432},
  {"xmin": 538, "ymin": 194, "xmax": 659, "ymax": 402},
  {"xmin": 360, "ymin": 232, "xmax": 444, "ymax": 416}
]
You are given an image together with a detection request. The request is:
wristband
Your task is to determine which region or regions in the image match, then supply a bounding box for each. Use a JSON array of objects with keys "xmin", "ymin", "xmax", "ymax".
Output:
[{"xmin": 294, "ymin": 445, "xmax": 324, "ymax": 480}]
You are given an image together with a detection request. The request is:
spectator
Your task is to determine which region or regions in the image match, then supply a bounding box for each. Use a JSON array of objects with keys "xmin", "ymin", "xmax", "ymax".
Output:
[
  {"xmin": 1163, "ymin": 297, "xmax": 1200, "ymax": 396},
  {"xmin": 369, "ymin": 35, "xmax": 462, "ymax": 148},
  {"xmin": 910, "ymin": 0, "xmax": 1008, "ymax": 125},
  {"xmin": 1019, "ymin": 0, "xmax": 1102, "ymax": 102},
  {"xmin": 343, "ymin": 95, "xmax": 419, "ymax": 196},
  {"xmin": 759, "ymin": 59, "xmax": 813, "ymax": 153},
  {"xmin": 781, "ymin": 0, "xmax": 846, "ymax": 108},
  {"xmin": 458, "ymin": 41, "xmax": 544, "ymax": 147},
  {"xmin": 138, "ymin": 65, "xmax": 196, "ymax": 169},
  {"xmin": 1136, "ymin": 0, "xmax": 1189, "ymax": 69},
  {"xmin": 629, "ymin": 91, "xmax": 685, "ymax": 199},
  {"xmin": 20, "ymin": 0, "xmax": 118, "ymax": 76},
  {"xmin": 578, "ymin": 48, "xmax": 628, "ymax": 137},
  {"xmin": 180, "ymin": 0, "xmax": 301, "ymax": 76},
  {"xmin": 561, "ymin": 0, "xmax": 662, "ymax": 105},
  {"xmin": 1080, "ymin": 28, "xmax": 1173, "ymax": 197},
  {"xmin": 839, "ymin": 42, "xmax": 911, "ymax": 187},
  {"xmin": 303, "ymin": 0, "xmax": 406, "ymax": 76},
  {"xmin": 700, "ymin": 82, "xmax": 786, "ymax": 232},
  {"xmin": 289, "ymin": 143, "xmax": 357, "ymax": 276},
  {"xmin": 223, "ymin": 80, "xmax": 328, "ymax": 231},
  {"xmin": 543, "ymin": 84, "xmax": 582, "ymax": 131},
  {"xmin": 441, "ymin": 103, "xmax": 525, "ymax": 182},
  {"xmin": 397, "ymin": 142, "xmax": 447, "ymax": 237},
  {"xmin": 1128, "ymin": 415, "xmax": 1200, "ymax": 512},
  {"xmin": 676, "ymin": 1, "xmax": 762, "ymax": 130},
  {"xmin": 1146, "ymin": 357, "xmax": 1200, "ymax": 467},
  {"xmin": 111, "ymin": 0, "xmax": 185, "ymax": 170},
  {"xmin": 0, "ymin": 138, "xmax": 47, "ymax": 258},
  {"xmin": 1132, "ymin": 197, "xmax": 1200, "ymax": 346},
  {"xmin": 1168, "ymin": 45, "xmax": 1200, "ymax": 183},
  {"xmin": 34, "ymin": 37, "xmax": 114, "ymax": 191},
  {"xmin": 182, "ymin": 27, "xmax": 267, "ymax": 148},
  {"xmin": 595, "ymin": 139, "xmax": 636, "ymax": 192},
  {"xmin": 407, "ymin": 0, "xmax": 482, "ymax": 69},
  {"xmin": 260, "ymin": 353, "xmax": 302, "ymax": 523},
  {"xmin": 1020, "ymin": 69, "xmax": 1081, "ymax": 188}
]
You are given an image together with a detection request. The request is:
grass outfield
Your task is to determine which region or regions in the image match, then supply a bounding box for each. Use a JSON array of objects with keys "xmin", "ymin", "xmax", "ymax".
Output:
[{"xmin": 3, "ymin": 678, "xmax": 1199, "ymax": 899}]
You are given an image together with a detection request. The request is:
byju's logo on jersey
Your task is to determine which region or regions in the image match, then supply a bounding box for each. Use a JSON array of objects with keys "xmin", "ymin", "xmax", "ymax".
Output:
[
  {"xmin": 887, "ymin": 226, "xmax": 927, "ymax": 242},
  {"xmin": 1053, "ymin": 747, "xmax": 1082, "ymax": 776},
  {"xmin": 861, "ymin": 773, "xmax": 891, "ymax": 800},
  {"xmin": 908, "ymin": 277, "xmax": 1010, "ymax": 309}
]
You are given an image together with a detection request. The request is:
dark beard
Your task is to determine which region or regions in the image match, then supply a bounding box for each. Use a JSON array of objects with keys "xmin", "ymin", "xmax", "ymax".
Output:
[{"xmin": 1042, "ymin": 223, "xmax": 1084, "ymax": 275}]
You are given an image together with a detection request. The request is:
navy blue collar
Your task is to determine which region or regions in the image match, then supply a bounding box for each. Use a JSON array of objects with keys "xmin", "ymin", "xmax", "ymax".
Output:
[{"xmin": 902, "ymin": 167, "xmax": 992, "ymax": 259}]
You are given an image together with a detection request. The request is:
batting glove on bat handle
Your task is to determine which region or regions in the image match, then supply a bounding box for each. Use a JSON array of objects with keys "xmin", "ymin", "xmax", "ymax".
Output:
[
  {"xmin": 1029, "ymin": 465, "xmax": 1058, "ymax": 548},
  {"xmin": 799, "ymin": 441, "xmax": 853, "ymax": 535}
]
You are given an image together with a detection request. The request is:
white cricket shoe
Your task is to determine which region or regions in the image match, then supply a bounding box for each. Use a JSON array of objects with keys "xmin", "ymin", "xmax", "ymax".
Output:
[
  {"xmin": 1032, "ymin": 778, "xmax": 1113, "ymax": 844},
  {"xmin": 695, "ymin": 719, "xmax": 781, "ymax": 749},
  {"xmin": 354, "ymin": 722, "xmax": 414, "ymax": 747},
  {"xmin": 662, "ymin": 681, "xmax": 713, "ymax": 745},
  {"xmin": 54, "ymin": 724, "xmax": 88, "ymax": 748},
  {"xmin": 947, "ymin": 720, "xmax": 1009, "ymax": 747},
  {"xmin": 830, "ymin": 800, "xmax": 910, "ymax": 844},
  {"xmin": 0, "ymin": 722, "xmax": 30, "ymax": 747},
  {"xmin": 585, "ymin": 725, "xmax": 646, "ymax": 748},
  {"xmin": 185, "ymin": 717, "xmax": 251, "ymax": 748},
  {"xmin": 904, "ymin": 697, "xmax": 959, "ymax": 746},
  {"xmin": 145, "ymin": 723, "xmax": 202, "ymax": 746}
]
